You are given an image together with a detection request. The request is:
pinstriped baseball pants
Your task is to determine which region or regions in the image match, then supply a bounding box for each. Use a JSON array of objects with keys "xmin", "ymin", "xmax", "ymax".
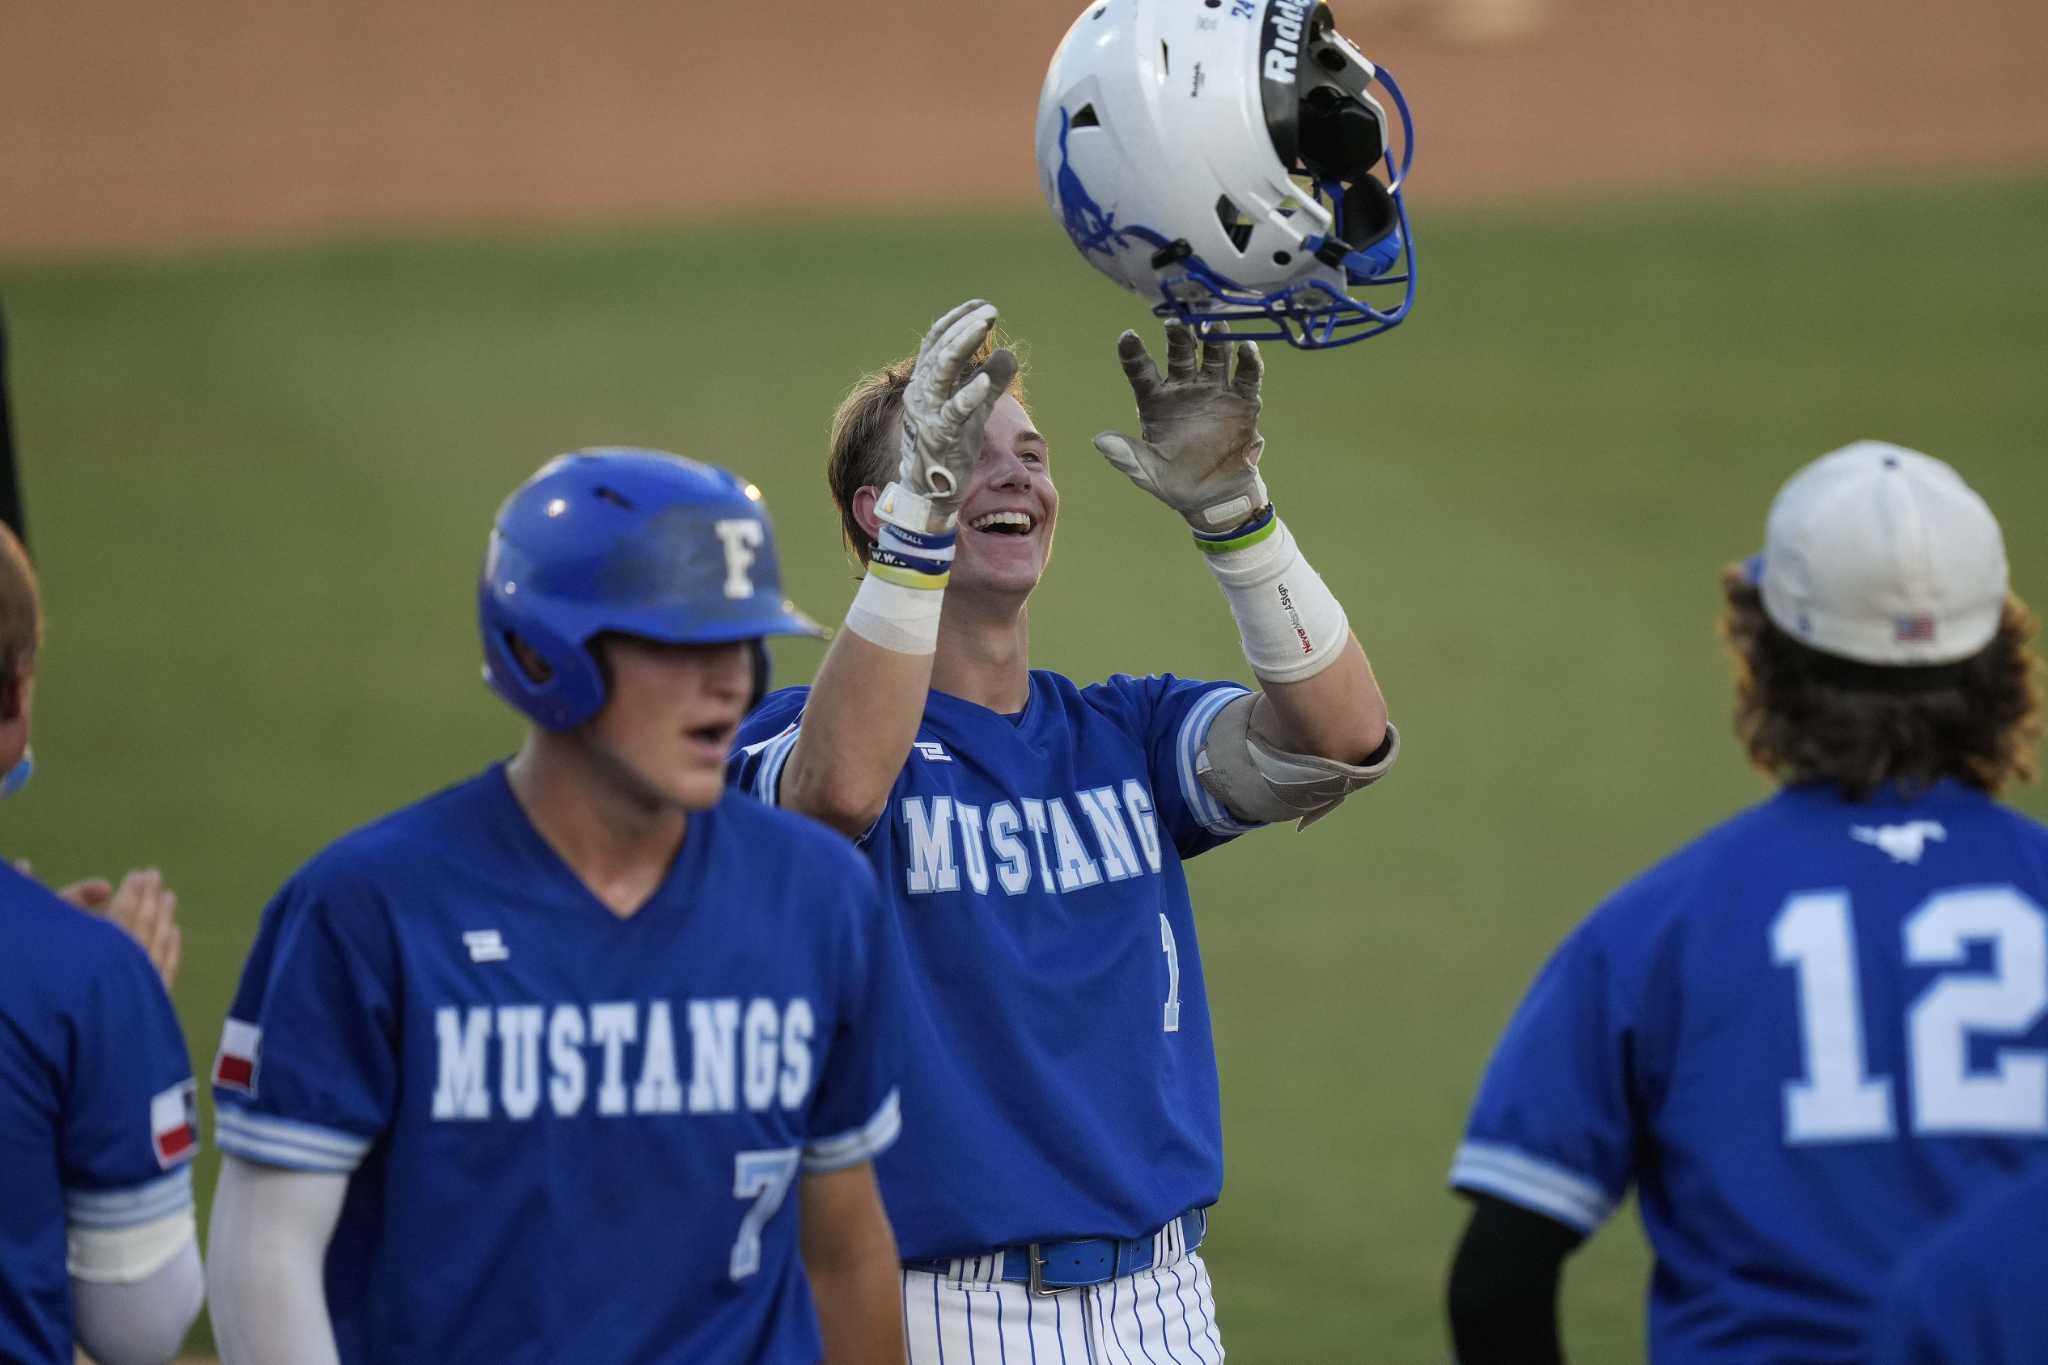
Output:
[{"xmin": 899, "ymin": 1227, "xmax": 1224, "ymax": 1364}]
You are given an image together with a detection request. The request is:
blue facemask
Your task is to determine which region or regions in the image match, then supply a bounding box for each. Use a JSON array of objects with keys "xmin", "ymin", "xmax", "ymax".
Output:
[{"xmin": 0, "ymin": 747, "xmax": 33, "ymax": 799}]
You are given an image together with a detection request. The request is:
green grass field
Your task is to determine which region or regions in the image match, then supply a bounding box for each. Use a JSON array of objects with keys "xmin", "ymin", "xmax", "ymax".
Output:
[{"xmin": 4, "ymin": 177, "xmax": 2045, "ymax": 1362}]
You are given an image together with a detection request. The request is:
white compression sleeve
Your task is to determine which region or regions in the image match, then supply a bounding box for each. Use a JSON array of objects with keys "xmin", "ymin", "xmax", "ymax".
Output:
[
  {"xmin": 1195, "ymin": 513, "xmax": 1350, "ymax": 683},
  {"xmin": 208, "ymin": 1155, "xmax": 349, "ymax": 1365},
  {"xmin": 69, "ymin": 1232, "xmax": 203, "ymax": 1365}
]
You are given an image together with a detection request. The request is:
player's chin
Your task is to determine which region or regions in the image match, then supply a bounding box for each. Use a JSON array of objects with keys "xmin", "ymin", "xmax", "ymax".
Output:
[
  {"xmin": 637, "ymin": 746, "xmax": 732, "ymax": 812},
  {"xmin": 658, "ymin": 766, "xmax": 729, "ymax": 813},
  {"xmin": 956, "ymin": 542, "xmax": 1047, "ymax": 596}
]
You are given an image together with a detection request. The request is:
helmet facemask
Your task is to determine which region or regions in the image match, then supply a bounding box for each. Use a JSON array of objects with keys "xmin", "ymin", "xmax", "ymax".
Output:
[{"xmin": 1186, "ymin": 2, "xmax": 1417, "ymax": 347}]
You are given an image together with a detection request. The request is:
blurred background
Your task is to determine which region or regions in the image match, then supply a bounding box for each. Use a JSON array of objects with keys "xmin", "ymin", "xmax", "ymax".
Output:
[{"xmin": 3, "ymin": 0, "xmax": 2044, "ymax": 1359}]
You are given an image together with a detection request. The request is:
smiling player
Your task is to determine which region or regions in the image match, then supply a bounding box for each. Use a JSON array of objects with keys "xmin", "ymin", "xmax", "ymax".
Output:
[
  {"xmin": 205, "ymin": 450, "xmax": 910, "ymax": 1365},
  {"xmin": 732, "ymin": 299, "xmax": 1398, "ymax": 1360}
]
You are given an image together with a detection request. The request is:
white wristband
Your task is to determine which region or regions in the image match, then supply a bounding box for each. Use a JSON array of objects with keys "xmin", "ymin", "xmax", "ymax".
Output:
[
  {"xmin": 844, "ymin": 570, "xmax": 945, "ymax": 656},
  {"xmin": 1201, "ymin": 517, "xmax": 1350, "ymax": 682}
]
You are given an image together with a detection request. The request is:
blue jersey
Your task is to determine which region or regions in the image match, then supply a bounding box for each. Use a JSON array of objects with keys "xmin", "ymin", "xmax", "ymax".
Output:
[
  {"xmin": 1870, "ymin": 1167, "xmax": 2048, "ymax": 1365},
  {"xmin": 213, "ymin": 767, "xmax": 907, "ymax": 1365},
  {"xmin": 0, "ymin": 864, "xmax": 197, "ymax": 1365},
  {"xmin": 1452, "ymin": 780, "xmax": 2048, "ymax": 1362},
  {"xmin": 732, "ymin": 671, "xmax": 1257, "ymax": 1260}
]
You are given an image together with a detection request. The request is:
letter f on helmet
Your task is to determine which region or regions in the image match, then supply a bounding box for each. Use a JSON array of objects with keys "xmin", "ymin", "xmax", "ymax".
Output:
[{"xmin": 713, "ymin": 519, "xmax": 766, "ymax": 600}]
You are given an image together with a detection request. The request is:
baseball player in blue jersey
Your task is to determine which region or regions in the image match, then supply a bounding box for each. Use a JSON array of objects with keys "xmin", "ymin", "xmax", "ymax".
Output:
[
  {"xmin": 1870, "ymin": 1167, "xmax": 2048, "ymax": 1364},
  {"xmin": 1446, "ymin": 442, "xmax": 2048, "ymax": 1363},
  {"xmin": 204, "ymin": 451, "xmax": 912, "ymax": 1365},
  {"xmin": 0, "ymin": 525, "xmax": 204, "ymax": 1365},
  {"xmin": 731, "ymin": 299, "xmax": 1397, "ymax": 1361}
]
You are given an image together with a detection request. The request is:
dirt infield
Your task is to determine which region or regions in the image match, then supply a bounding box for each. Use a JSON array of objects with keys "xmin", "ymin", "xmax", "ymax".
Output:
[{"xmin": 3, "ymin": 0, "xmax": 2044, "ymax": 256}]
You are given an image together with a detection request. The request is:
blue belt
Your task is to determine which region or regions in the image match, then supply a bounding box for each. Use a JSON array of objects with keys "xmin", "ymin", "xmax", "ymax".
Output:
[{"xmin": 905, "ymin": 1209, "xmax": 1208, "ymax": 1295}]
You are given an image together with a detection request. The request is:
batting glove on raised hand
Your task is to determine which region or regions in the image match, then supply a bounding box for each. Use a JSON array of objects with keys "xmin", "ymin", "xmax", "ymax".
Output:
[
  {"xmin": 1094, "ymin": 323, "xmax": 1269, "ymax": 533},
  {"xmin": 876, "ymin": 299, "xmax": 1020, "ymax": 537}
]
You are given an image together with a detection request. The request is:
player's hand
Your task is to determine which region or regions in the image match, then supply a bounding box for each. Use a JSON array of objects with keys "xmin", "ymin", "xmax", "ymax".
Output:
[
  {"xmin": 14, "ymin": 858, "xmax": 120, "ymax": 914},
  {"xmin": 15, "ymin": 859, "xmax": 183, "ymax": 990},
  {"xmin": 1093, "ymin": 323, "xmax": 1270, "ymax": 533},
  {"xmin": 56, "ymin": 876, "xmax": 115, "ymax": 911},
  {"xmin": 879, "ymin": 300, "xmax": 1019, "ymax": 536},
  {"xmin": 98, "ymin": 868, "xmax": 183, "ymax": 991}
]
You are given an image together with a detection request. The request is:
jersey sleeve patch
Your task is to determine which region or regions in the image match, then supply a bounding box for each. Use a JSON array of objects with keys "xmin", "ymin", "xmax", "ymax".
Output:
[
  {"xmin": 212, "ymin": 1017, "xmax": 262, "ymax": 1096},
  {"xmin": 1447, "ymin": 1140, "xmax": 1617, "ymax": 1234},
  {"xmin": 1176, "ymin": 686, "xmax": 1258, "ymax": 838},
  {"xmin": 64, "ymin": 1166, "xmax": 195, "ymax": 1230},
  {"xmin": 215, "ymin": 1104, "xmax": 373, "ymax": 1174},
  {"xmin": 149, "ymin": 1080, "xmax": 199, "ymax": 1169},
  {"xmin": 802, "ymin": 1087, "xmax": 901, "ymax": 1173}
]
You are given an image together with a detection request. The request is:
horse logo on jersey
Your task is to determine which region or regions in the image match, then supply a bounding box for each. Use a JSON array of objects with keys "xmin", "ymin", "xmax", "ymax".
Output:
[{"xmin": 1850, "ymin": 820, "xmax": 1947, "ymax": 865}]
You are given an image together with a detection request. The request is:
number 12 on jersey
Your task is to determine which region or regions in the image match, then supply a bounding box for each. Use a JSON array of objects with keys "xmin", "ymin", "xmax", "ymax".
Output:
[{"xmin": 1773, "ymin": 885, "xmax": 2048, "ymax": 1143}]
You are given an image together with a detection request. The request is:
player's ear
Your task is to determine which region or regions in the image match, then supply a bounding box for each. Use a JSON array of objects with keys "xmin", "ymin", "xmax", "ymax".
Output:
[
  {"xmin": 850, "ymin": 487, "xmax": 884, "ymax": 545},
  {"xmin": 0, "ymin": 661, "xmax": 29, "ymax": 723}
]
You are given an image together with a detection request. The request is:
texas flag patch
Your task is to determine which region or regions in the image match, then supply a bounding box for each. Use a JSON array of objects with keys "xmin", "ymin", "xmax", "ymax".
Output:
[
  {"xmin": 151, "ymin": 1080, "xmax": 198, "ymax": 1169},
  {"xmin": 213, "ymin": 1017, "xmax": 262, "ymax": 1096}
]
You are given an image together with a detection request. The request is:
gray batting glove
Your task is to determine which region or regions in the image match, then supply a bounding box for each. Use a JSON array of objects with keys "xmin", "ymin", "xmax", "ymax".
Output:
[
  {"xmin": 1093, "ymin": 323, "xmax": 1270, "ymax": 533},
  {"xmin": 875, "ymin": 299, "xmax": 1020, "ymax": 537}
]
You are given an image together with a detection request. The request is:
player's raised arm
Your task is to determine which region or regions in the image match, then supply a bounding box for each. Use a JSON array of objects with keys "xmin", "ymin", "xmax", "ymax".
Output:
[
  {"xmin": 778, "ymin": 300, "xmax": 1018, "ymax": 836},
  {"xmin": 1095, "ymin": 323, "xmax": 1396, "ymax": 827}
]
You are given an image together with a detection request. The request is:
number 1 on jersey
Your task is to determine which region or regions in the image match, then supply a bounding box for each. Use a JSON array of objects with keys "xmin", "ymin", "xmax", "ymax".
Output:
[
  {"xmin": 1160, "ymin": 913, "xmax": 1181, "ymax": 1033},
  {"xmin": 1772, "ymin": 892, "xmax": 1894, "ymax": 1141}
]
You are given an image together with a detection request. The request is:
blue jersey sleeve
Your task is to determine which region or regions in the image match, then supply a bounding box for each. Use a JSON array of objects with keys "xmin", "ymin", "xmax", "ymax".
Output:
[
  {"xmin": 60, "ymin": 936, "xmax": 198, "ymax": 1232},
  {"xmin": 800, "ymin": 858, "xmax": 907, "ymax": 1174},
  {"xmin": 729, "ymin": 688, "xmax": 809, "ymax": 807},
  {"xmin": 1449, "ymin": 920, "xmax": 1640, "ymax": 1235},
  {"xmin": 212, "ymin": 867, "xmax": 399, "ymax": 1173},
  {"xmin": 1083, "ymin": 672, "xmax": 1258, "ymax": 859}
]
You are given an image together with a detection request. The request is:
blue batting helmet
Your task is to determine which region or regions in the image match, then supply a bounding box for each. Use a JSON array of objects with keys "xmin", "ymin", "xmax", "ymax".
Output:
[{"xmin": 479, "ymin": 448, "xmax": 824, "ymax": 730}]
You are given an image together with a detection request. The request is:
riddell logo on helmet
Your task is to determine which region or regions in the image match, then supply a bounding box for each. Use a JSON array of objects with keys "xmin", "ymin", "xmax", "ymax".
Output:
[{"xmin": 1262, "ymin": 0, "xmax": 1314, "ymax": 83}]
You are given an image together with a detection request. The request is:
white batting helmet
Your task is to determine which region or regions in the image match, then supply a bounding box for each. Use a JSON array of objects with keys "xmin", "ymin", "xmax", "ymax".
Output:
[{"xmin": 1035, "ymin": 0, "xmax": 1417, "ymax": 350}]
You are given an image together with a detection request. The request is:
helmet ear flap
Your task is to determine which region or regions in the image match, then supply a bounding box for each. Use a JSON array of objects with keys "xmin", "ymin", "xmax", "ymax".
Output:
[{"xmin": 478, "ymin": 589, "xmax": 609, "ymax": 731}]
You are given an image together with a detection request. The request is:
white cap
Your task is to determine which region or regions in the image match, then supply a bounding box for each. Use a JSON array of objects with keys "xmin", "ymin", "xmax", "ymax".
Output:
[{"xmin": 1753, "ymin": 441, "xmax": 2008, "ymax": 666}]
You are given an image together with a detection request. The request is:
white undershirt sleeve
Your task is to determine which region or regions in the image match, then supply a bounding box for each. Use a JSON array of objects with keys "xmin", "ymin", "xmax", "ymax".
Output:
[
  {"xmin": 207, "ymin": 1154, "xmax": 349, "ymax": 1365},
  {"xmin": 69, "ymin": 1229, "xmax": 203, "ymax": 1365}
]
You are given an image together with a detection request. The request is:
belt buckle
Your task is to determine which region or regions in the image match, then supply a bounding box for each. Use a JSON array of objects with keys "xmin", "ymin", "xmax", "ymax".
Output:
[{"xmin": 1025, "ymin": 1243, "xmax": 1073, "ymax": 1297}]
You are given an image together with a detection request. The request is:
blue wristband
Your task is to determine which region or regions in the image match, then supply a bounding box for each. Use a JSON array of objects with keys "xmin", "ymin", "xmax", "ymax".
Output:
[{"xmin": 1192, "ymin": 503, "xmax": 1276, "ymax": 555}]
